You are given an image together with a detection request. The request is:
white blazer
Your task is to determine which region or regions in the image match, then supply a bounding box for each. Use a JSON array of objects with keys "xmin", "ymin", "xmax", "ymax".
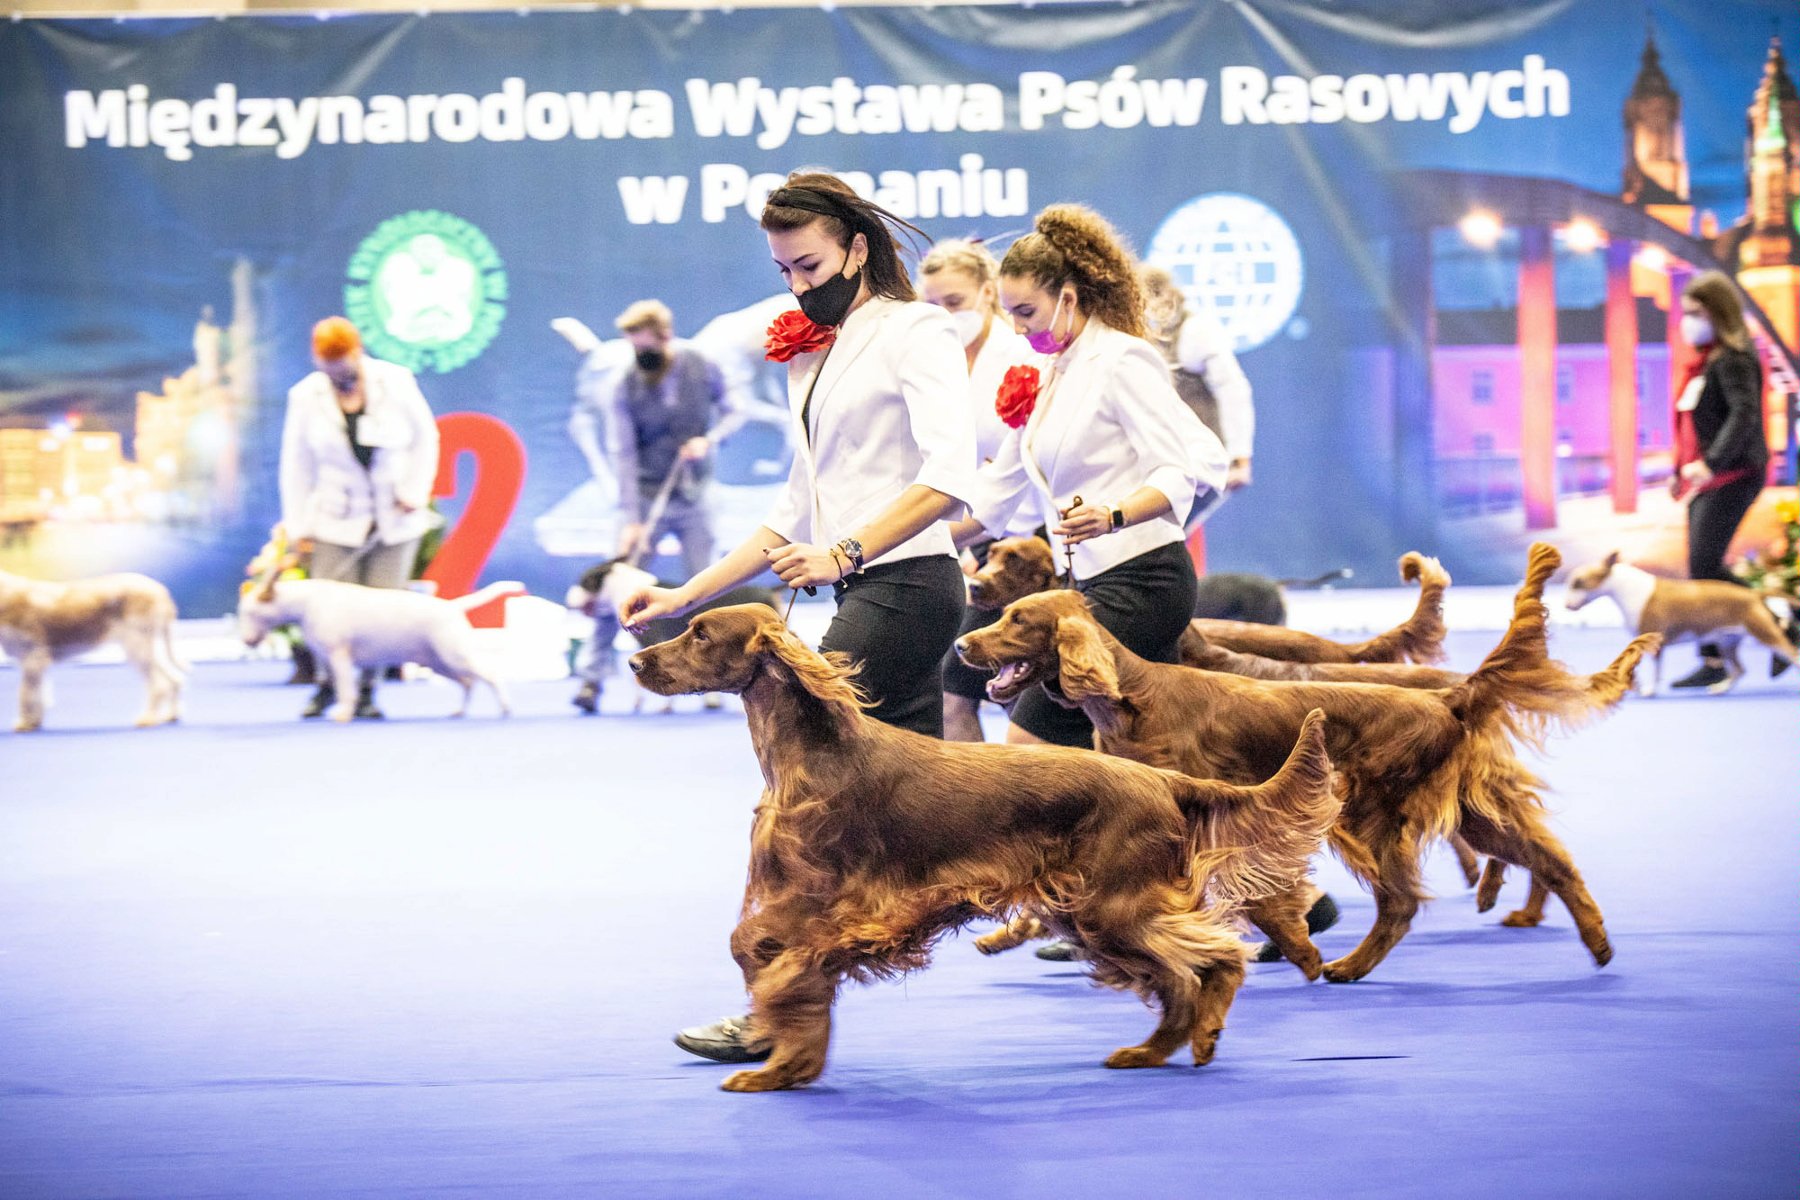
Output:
[
  {"xmin": 764, "ymin": 297, "xmax": 976, "ymax": 566},
  {"xmin": 971, "ymin": 318, "xmax": 1227, "ymax": 580},
  {"xmin": 279, "ymin": 357, "xmax": 441, "ymax": 548},
  {"xmin": 966, "ymin": 322, "xmax": 1044, "ymax": 538}
]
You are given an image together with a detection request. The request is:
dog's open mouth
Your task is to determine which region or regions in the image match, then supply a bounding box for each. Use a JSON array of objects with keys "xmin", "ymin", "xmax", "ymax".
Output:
[{"xmin": 985, "ymin": 660, "xmax": 1036, "ymax": 701}]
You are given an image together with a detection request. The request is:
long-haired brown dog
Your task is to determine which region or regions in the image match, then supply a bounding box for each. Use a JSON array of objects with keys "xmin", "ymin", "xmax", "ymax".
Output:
[
  {"xmin": 629, "ymin": 604, "xmax": 1338, "ymax": 1091},
  {"xmin": 972, "ymin": 536, "xmax": 1449, "ymax": 664},
  {"xmin": 958, "ymin": 544, "xmax": 1648, "ymax": 983},
  {"xmin": 1179, "ymin": 604, "xmax": 1661, "ymax": 920}
]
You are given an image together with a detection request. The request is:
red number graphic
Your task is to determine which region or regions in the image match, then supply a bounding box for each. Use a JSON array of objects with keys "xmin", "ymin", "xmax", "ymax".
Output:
[{"xmin": 421, "ymin": 412, "xmax": 526, "ymax": 627}]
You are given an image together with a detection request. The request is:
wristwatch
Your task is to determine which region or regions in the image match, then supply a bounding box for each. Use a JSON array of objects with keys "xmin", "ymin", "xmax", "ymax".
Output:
[
  {"xmin": 835, "ymin": 536, "xmax": 866, "ymax": 573},
  {"xmin": 1109, "ymin": 503, "xmax": 1126, "ymax": 531}
]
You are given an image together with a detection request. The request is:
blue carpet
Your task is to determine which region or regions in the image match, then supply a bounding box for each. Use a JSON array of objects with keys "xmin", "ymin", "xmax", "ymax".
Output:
[{"xmin": 1, "ymin": 631, "xmax": 1796, "ymax": 1198}]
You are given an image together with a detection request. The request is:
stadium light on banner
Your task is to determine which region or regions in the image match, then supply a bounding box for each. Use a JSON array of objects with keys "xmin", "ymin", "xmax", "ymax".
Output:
[
  {"xmin": 1562, "ymin": 218, "xmax": 1604, "ymax": 253},
  {"xmin": 1458, "ymin": 210, "xmax": 1503, "ymax": 249},
  {"xmin": 1635, "ymin": 244, "xmax": 1670, "ymax": 272}
]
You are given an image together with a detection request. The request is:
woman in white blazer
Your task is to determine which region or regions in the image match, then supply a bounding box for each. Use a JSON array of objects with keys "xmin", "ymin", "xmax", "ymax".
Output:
[
  {"xmin": 621, "ymin": 172, "xmax": 977, "ymax": 1065},
  {"xmin": 958, "ymin": 205, "xmax": 1228, "ymax": 749},
  {"xmin": 919, "ymin": 237, "xmax": 1046, "ymax": 742},
  {"xmin": 279, "ymin": 317, "xmax": 441, "ymax": 719}
]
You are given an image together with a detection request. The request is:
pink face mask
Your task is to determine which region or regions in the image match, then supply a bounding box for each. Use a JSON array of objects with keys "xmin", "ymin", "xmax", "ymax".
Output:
[{"xmin": 1025, "ymin": 293, "xmax": 1072, "ymax": 355}]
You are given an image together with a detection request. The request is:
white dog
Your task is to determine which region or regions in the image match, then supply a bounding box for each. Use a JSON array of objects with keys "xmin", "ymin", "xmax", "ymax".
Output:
[
  {"xmin": 0, "ymin": 568, "xmax": 186, "ymax": 732},
  {"xmin": 238, "ymin": 575, "xmax": 512, "ymax": 721}
]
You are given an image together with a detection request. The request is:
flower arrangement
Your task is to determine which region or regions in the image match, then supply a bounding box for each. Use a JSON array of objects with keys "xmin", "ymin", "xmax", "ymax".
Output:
[
  {"xmin": 1735, "ymin": 497, "xmax": 1799, "ymax": 603},
  {"xmin": 996, "ymin": 364, "xmax": 1041, "ymax": 429},
  {"xmin": 764, "ymin": 310, "xmax": 837, "ymax": 362}
]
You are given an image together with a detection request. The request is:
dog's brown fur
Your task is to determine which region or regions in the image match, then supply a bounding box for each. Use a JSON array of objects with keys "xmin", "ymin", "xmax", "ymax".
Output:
[
  {"xmin": 0, "ymin": 569, "xmax": 185, "ymax": 731},
  {"xmin": 971, "ymin": 536, "xmax": 1450, "ymax": 665},
  {"xmin": 1181, "ymin": 613, "xmax": 1660, "ymax": 911},
  {"xmin": 959, "ymin": 544, "xmax": 1631, "ymax": 983},
  {"xmin": 630, "ymin": 605, "xmax": 1338, "ymax": 1091},
  {"xmin": 1183, "ymin": 552, "xmax": 1451, "ymax": 665}
]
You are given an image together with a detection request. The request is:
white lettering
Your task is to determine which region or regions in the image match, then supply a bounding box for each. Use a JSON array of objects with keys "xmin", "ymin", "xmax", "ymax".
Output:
[
  {"xmin": 1219, "ymin": 66, "xmax": 1269, "ymax": 125},
  {"xmin": 64, "ymin": 89, "xmax": 127, "ymax": 149},
  {"xmin": 618, "ymin": 174, "xmax": 690, "ymax": 225}
]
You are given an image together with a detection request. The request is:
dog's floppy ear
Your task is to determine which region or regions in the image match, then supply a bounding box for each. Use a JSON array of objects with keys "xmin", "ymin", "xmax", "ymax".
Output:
[
  {"xmin": 1601, "ymin": 549, "xmax": 1621, "ymax": 571},
  {"xmin": 747, "ymin": 615, "xmax": 869, "ymax": 709},
  {"xmin": 1054, "ymin": 616, "xmax": 1122, "ymax": 704}
]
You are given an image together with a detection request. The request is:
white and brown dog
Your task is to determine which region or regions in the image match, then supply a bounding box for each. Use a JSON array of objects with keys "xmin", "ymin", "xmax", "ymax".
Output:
[
  {"xmin": 238, "ymin": 570, "xmax": 512, "ymax": 721},
  {"xmin": 0, "ymin": 568, "xmax": 186, "ymax": 731},
  {"xmin": 1564, "ymin": 551, "xmax": 1797, "ymax": 694}
]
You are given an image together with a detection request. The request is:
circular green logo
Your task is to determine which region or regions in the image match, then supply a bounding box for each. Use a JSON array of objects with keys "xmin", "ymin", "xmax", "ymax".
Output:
[{"xmin": 344, "ymin": 210, "xmax": 507, "ymax": 374}]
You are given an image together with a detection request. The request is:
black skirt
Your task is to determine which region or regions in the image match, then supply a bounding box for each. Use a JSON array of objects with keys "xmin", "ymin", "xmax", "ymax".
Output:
[
  {"xmin": 1009, "ymin": 539, "xmax": 1198, "ymax": 747},
  {"xmin": 819, "ymin": 554, "xmax": 967, "ymax": 739}
]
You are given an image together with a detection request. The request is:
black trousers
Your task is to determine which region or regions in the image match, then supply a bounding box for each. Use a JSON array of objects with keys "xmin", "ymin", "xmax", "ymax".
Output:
[
  {"xmin": 1687, "ymin": 472, "xmax": 1763, "ymax": 656},
  {"xmin": 820, "ymin": 554, "xmax": 966, "ymax": 739},
  {"xmin": 1687, "ymin": 472, "xmax": 1763, "ymax": 584},
  {"xmin": 941, "ymin": 538, "xmax": 998, "ymax": 703},
  {"xmin": 1010, "ymin": 539, "xmax": 1198, "ymax": 747}
]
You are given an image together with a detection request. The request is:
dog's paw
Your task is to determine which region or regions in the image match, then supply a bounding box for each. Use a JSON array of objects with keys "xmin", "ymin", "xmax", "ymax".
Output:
[
  {"xmin": 1190, "ymin": 1029, "xmax": 1223, "ymax": 1067},
  {"xmin": 13, "ymin": 721, "xmax": 42, "ymax": 733},
  {"xmin": 1321, "ymin": 957, "xmax": 1369, "ymax": 984},
  {"xmin": 1104, "ymin": 1046, "xmax": 1170, "ymax": 1070},
  {"xmin": 1499, "ymin": 909, "xmax": 1543, "ymax": 928},
  {"xmin": 720, "ymin": 1068, "xmax": 797, "ymax": 1093}
]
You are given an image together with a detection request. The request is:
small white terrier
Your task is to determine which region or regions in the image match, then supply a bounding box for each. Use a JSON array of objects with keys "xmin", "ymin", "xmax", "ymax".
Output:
[{"xmin": 238, "ymin": 573, "xmax": 512, "ymax": 721}]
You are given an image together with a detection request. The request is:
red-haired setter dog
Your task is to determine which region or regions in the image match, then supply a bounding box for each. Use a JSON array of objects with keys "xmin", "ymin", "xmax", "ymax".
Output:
[
  {"xmin": 959, "ymin": 544, "xmax": 1650, "ymax": 983},
  {"xmin": 1179, "ymin": 604, "xmax": 1660, "ymax": 912},
  {"xmin": 973, "ymin": 537, "xmax": 1450, "ymax": 665},
  {"xmin": 629, "ymin": 605, "xmax": 1338, "ymax": 1091}
]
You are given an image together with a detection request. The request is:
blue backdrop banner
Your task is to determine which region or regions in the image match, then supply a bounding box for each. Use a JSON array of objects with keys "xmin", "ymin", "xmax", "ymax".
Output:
[{"xmin": 2, "ymin": 0, "xmax": 1796, "ymax": 612}]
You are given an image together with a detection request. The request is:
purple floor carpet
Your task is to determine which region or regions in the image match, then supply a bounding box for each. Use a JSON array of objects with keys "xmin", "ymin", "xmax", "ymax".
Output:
[{"xmin": 2, "ymin": 631, "xmax": 1796, "ymax": 1198}]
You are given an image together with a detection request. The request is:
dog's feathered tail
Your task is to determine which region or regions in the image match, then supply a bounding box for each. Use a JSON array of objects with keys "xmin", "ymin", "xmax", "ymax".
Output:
[
  {"xmin": 1171, "ymin": 709, "xmax": 1340, "ymax": 905},
  {"xmin": 448, "ymin": 582, "xmax": 522, "ymax": 614},
  {"xmin": 1450, "ymin": 544, "xmax": 1656, "ymax": 744},
  {"xmin": 1345, "ymin": 552, "xmax": 1451, "ymax": 664}
]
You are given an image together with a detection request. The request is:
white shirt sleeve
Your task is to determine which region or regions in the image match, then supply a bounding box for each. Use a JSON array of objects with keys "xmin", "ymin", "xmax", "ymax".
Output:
[
  {"xmin": 969, "ymin": 427, "xmax": 1033, "ymax": 537},
  {"xmin": 895, "ymin": 311, "xmax": 978, "ymax": 510},
  {"xmin": 1113, "ymin": 342, "xmax": 1207, "ymax": 526},
  {"xmin": 762, "ymin": 457, "xmax": 811, "ymax": 545},
  {"xmin": 1177, "ymin": 312, "xmax": 1254, "ymax": 459},
  {"xmin": 278, "ymin": 384, "xmax": 316, "ymax": 540}
]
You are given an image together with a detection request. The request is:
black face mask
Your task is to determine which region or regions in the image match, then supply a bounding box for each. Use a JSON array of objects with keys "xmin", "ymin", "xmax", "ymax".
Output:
[
  {"xmin": 635, "ymin": 347, "xmax": 667, "ymax": 371},
  {"xmin": 797, "ymin": 257, "xmax": 862, "ymax": 327}
]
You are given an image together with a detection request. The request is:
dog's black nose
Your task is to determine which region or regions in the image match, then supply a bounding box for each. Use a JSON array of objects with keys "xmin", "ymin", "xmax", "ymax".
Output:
[
  {"xmin": 953, "ymin": 637, "xmax": 970, "ymax": 657},
  {"xmin": 628, "ymin": 653, "xmax": 646, "ymax": 675}
]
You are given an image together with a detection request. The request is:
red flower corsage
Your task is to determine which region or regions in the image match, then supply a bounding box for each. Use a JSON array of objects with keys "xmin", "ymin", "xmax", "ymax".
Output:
[
  {"xmin": 764, "ymin": 309, "xmax": 837, "ymax": 362},
  {"xmin": 996, "ymin": 365, "xmax": 1041, "ymax": 429}
]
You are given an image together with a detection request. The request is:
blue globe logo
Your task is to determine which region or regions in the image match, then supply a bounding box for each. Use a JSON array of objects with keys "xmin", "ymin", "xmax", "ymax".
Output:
[{"xmin": 1146, "ymin": 193, "xmax": 1304, "ymax": 354}]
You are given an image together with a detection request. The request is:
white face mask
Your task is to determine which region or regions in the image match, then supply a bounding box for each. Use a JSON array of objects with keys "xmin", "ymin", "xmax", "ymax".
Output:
[
  {"xmin": 1681, "ymin": 313, "xmax": 1715, "ymax": 347},
  {"xmin": 949, "ymin": 308, "xmax": 988, "ymax": 347}
]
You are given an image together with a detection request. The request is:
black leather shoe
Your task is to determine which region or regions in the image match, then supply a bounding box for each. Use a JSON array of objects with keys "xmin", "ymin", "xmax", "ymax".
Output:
[
  {"xmin": 674, "ymin": 1015, "xmax": 772, "ymax": 1063},
  {"xmin": 1034, "ymin": 940, "xmax": 1085, "ymax": 962},
  {"xmin": 353, "ymin": 689, "xmax": 385, "ymax": 720},
  {"xmin": 300, "ymin": 685, "xmax": 335, "ymax": 719},
  {"xmin": 572, "ymin": 682, "xmax": 599, "ymax": 714},
  {"xmin": 1670, "ymin": 662, "xmax": 1732, "ymax": 692},
  {"xmin": 1253, "ymin": 892, "xmax": 1343, "ymax": 963}
]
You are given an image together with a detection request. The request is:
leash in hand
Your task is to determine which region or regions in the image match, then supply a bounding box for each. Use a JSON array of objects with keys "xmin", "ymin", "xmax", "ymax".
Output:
[{"xmin": 1057, "ymin": 494, "xmax": 1083, "ymax": 588}]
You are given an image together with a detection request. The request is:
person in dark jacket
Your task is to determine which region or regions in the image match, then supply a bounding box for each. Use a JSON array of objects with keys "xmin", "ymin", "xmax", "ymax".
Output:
[{"xmin": 1669, "ymin": 271, "xmax": 1772, "ymax": 690}]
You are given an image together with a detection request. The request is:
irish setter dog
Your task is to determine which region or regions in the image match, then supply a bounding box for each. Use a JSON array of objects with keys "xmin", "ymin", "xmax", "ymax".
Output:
[
  {"xmin": 1178, "ymin": 603, "xmax": 1661, "ymax": 909},
  {"xmin": 629, "ymin": 605, "xmax": 1338, "ymax": 1091},
  {"xmin": 971, "ymin": 536, "xmax": 1450, "ymax": 665},
  {"xmin": 958, "ymin": 544, "xmax": 1649, "ymax": 983}
]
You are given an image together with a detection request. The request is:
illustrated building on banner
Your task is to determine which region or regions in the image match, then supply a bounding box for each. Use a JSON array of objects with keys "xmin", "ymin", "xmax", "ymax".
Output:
[{"xmin": 0, "ymin": 259, "xmax": 260, "ymax": 532}]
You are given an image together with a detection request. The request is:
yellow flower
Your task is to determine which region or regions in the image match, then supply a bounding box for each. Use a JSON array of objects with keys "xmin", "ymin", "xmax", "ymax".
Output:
[{"xmin": 1776, "ymin": 499, "xmax": 1800, "ymax": 525}]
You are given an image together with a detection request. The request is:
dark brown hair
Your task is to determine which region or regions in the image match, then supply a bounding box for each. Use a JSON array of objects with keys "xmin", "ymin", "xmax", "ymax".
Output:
[
  {"xmin": 1683, "ymin": 270, "xmax": 1752, "ymax": 354},
  {"xmin": 1000, "ymin": 204, "xmax": 1147, "ymax": 339},
  {"xmin": 760, "ymin": 171, "xmax": 925, "ymax": 303}
]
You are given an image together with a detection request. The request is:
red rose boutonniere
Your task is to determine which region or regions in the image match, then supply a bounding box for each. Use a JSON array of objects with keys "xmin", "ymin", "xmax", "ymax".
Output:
[
  {"xmin": 764, "ymin": 309, "xmax": 838, "ymax": 362},
  {"xmin": 996, "ymin": 364, "xmax": 1041, "ymax": 429}
]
